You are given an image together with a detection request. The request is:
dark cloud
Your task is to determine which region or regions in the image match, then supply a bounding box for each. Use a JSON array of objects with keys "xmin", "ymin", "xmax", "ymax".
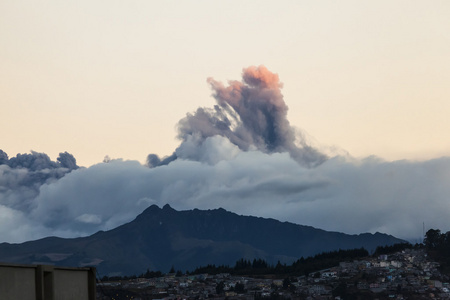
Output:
[
  {"xmin": 1, "ymin": 150, "xmax": 78, "ymax": 171},
  {"xmin": 146, "ymin": 154, "xmax": 161, "ymax": 168},
  {"xmin": 57, "ymin": 152, "xmax": 79, "ymax": 170},
  {"xmin": 0, "ymin": 149, "xmax": 78, "ymax": 216},
  {"xmin": 0, "ymin": 150, "xmax": 8, "ymax": 165},
  {"xmin": 7, "ymin": 151, "xmax": 59, "ymax": 170},
  {"xmin": 146, "ymin": 153, "xmax": 177, "ymax": 168}
]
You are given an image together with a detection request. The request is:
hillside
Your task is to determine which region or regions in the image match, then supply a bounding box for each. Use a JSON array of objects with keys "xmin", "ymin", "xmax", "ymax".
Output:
[{"xmin": 0, "ymin": 205, "xmax": 404, "ymax": 276}]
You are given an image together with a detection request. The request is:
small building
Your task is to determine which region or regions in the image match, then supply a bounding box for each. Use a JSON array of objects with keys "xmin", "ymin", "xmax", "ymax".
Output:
[{"xmin": 379, "ymin": 255, "xmax": 388, "ymax": 261}]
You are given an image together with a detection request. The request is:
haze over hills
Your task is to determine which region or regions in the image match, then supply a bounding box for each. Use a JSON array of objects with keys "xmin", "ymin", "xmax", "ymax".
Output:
[{"xmin": 0, "ymin": 205, "xmax": 404, "ymax": 276}]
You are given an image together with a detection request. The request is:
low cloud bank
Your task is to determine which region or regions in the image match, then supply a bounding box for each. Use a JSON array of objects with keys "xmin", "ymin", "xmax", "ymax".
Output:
[
  {"xmin": 2, "ymin": 143, "xmax": 449, "ymax": 243},
  {"xmin": 1, "ymin": 66, "xmax": 449, "ymax": 243}
]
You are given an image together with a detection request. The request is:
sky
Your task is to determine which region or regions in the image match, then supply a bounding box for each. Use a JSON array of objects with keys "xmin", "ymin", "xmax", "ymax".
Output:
[{"xmin": 1, "ymin": 1, "xmax": 450, "ymax": 243}]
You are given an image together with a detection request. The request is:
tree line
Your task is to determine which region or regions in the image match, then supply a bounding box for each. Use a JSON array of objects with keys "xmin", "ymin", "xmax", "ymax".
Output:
[
  {"xmin": 192, "ymin": 248, "xmax": 370, "ymax": 277},
  {"xmin": 102, "ymin": 241, "xmax": 440, "ymax": 282},
  {"xmin": 101, "ymin": 247, "xmax": 371, "ymax": 281},
  {"xmin": 424, "ymin": 228, "xmax": 450, "ymax": 274}
]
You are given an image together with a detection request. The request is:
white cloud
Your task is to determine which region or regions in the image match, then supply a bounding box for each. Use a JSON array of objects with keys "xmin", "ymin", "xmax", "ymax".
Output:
[
  {"xmin": 1, "ymin": 144, "xmax": 449, "ymax": 243},
  {"xmin": 76, "ymin": 213, "xmax": 102, "ymax": 224}
]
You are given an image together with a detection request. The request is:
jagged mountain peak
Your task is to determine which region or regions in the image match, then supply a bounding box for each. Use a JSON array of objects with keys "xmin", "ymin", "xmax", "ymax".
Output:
[{"xmin": 0, "ymin": 205, "xmax": 405, "ymax": 276}]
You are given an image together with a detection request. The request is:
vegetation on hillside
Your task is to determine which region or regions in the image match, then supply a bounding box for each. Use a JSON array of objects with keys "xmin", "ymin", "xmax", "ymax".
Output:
[
  {"xmin": 191, "ymin": 248, "xmax": 369, "ymax": 277},
  {"xmin": 372, "ymin": 242, "xmax": 413, "ymax": 256},
  {"xmin": 101, "ymin": 247, "xmax": 371, "ymax": 281},
  {"xmin": 102, "ymin": 239, "xmax": 450, "ymax": 282},
  {"xmin": 424, "ymin": 228, "xmax": 450, "ymax": 274}
]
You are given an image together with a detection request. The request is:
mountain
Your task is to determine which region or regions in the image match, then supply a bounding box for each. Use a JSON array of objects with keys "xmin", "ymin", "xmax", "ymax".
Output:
[{"xmin": 0, "ymin": 205, "xmax": 404, "ymax": 276}]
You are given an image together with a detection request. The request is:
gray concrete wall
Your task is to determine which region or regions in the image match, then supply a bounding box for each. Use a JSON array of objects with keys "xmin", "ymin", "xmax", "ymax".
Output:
[
  {"xmin": 0, "ymin": 265, "xmax": 37, "ymax": 300},
  {"xmin": 54, "ymin": 269, "xmax": 89, "ymax": 300},
  {"xmin": 0, "ymin": 263, "xmax": 96, "ymax": 300}
]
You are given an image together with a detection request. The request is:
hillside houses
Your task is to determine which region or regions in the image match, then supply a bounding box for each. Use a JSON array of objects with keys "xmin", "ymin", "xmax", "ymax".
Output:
[{"xmin": 97, "ymin": 248, "xmax": 450, "ymax": 300}]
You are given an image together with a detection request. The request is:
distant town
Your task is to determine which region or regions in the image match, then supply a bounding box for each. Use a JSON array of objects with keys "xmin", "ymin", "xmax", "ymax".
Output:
[{"xmin": 97, "ymin": 247, "xmax": 449, "ymax": 300}]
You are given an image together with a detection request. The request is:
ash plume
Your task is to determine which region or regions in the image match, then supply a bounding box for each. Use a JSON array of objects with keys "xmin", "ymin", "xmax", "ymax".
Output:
[
  {"xmin": 152, "ymin": 66, "xmax": 327, "ymax": 167},
  {"xmin": 57, "ymin": 152, "xmax": 79, "ymax": 170},
  {"xmin": 0, "ymin": 150, "xmax": 8, "ymax": 165},
  {"xmin": 0, "ymin": 150, "xmax": 78, "ymax": 212},
  {"xmin": 2, "ymin": 150, "xmax": 79, "ymax": 171},
  {"xmin": 146, "ymin": 153, "xmax": 177, "ymax": 168}
]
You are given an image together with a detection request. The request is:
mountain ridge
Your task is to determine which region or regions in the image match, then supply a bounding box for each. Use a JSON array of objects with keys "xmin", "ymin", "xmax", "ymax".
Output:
[{"xmin": 0, "ymin": 204, "xmax": 404, "ymax": 276}]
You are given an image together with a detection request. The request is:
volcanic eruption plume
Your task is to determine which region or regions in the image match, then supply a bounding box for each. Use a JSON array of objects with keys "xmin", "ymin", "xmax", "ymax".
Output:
[{"xmin": 148, "ymin": 66, "xmax": 326, "ymax": 168}]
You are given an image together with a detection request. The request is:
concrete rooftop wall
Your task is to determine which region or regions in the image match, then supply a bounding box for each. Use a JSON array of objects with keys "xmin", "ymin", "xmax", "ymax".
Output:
[
  {"xmin": 0, "ymin": 265, "xmax": 37, "ymax": 300},
  {"xmin": 0, "ymin": 263, "xmax": 96, "ymax": 300}
]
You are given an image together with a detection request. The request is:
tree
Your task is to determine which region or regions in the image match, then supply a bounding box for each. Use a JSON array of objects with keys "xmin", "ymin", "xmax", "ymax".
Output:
[
  {"xmin": 425, "ymin": 229, "xmax": 442, "ymax": 249},
  {"xmin": 235, "ymin": 258, "xmax": 251, "ymax": 270}
]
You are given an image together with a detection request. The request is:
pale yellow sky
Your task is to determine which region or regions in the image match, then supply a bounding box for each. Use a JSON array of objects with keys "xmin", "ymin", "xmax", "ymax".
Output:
[{"xmin": 1, "ymin": 0, "xmax": 449, "ymax": 167}]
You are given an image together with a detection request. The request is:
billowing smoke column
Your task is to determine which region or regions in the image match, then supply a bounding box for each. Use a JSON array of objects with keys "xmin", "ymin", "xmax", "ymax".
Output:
[
  {"xmin": 4, "ymin": 150, "xmax": 78, "ymax": 171},
  {"xmin": 148, "ymin": 66, "xmax": 327, "ymax": 168},
  {"xmin": 0, "ymin": 150, "xmax": 78, "ymax": 212}
]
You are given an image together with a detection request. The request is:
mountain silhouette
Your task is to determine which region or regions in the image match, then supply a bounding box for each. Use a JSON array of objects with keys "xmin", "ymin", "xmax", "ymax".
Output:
[{"xmin": 0, "ymin": 205, "xmax": 404, "ymax": 276}]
